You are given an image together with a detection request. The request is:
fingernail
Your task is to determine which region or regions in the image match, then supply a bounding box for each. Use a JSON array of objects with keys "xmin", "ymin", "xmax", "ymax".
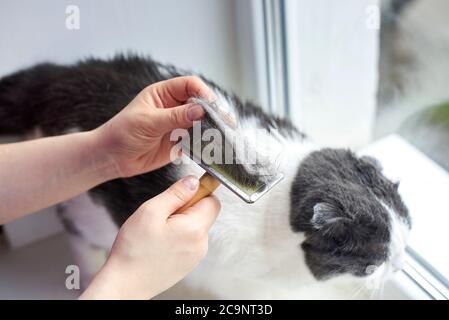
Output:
[
  {"xmin": 187, "ymin": 104, "xmax": 205, "ymax": 121},
  {"xmin": 182, "ymin": 175, "xmax": 199, "ymax": 191}
]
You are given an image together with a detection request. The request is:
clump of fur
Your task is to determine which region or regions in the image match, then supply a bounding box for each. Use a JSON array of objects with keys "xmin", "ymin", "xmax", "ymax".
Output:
[{"xmin": 183, "ymin": 97, "xmax": 281, "ymax": 190}]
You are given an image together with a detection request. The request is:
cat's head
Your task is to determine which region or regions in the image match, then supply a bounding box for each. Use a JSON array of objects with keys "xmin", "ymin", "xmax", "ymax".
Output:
[{"xmin": 290, "ymin": 148, "xmax": 411, "ymax": 284}]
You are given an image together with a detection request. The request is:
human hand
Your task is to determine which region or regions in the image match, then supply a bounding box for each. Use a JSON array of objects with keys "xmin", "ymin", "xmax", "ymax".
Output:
[
  {"xmin": 80, "ymin": 175, "xmax": 221, "ymax": 300},
  {"xmin": 93, "ymin": 76, "xmax": 216, "ymax": 178}
]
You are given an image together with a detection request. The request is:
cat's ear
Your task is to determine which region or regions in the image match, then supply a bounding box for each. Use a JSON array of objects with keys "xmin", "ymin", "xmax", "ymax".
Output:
[
  {"xmin": 393, "ymin": 180, "xmax": 400, "ymax": 190},
  {"xmin": 312, "ymin": 203, "xmax": 341, "ymax": 228},
  {"xmin": 360, "ymin": 155, "xmax": 383, "ymax": 171},
  {"xmin": 312, "ymin": 203, "xmax": 351, "ymax": 235}
]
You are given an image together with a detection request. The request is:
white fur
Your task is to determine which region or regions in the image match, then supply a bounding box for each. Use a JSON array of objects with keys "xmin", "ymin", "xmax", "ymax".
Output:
[
  {"xmin": 380, "ymin": 200, "xmax": 409, "ymax": 273},
  {"xmin": 58, "ymin": 192, "xmax": 118, "ymax": 289},
  {"xmin": 59, "ymin": 192, "xmax": 118, "ymax": 249},
  {"xmin": 353, "ymin": 199, "xmax": 411, "ymax": 297}
]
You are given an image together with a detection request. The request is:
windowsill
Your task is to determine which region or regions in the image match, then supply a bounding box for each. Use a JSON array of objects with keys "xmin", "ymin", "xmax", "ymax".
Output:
[{"xmin": 0, "ymin": 233, "xmax": 78, "ymax": 299}]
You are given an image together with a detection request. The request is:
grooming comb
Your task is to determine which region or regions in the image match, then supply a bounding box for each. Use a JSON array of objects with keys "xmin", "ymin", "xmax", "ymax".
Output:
[{"xmin": 177, "ymin": 97, "xmax": 284, "ymax": 212}]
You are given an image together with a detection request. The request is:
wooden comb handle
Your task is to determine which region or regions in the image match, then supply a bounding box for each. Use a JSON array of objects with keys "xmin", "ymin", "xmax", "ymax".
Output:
[{"xmin": 177, "ymin": 172, "xmax": 221, "ymax": 213}]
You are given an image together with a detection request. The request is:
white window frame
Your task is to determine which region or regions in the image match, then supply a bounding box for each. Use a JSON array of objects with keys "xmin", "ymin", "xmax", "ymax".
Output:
[{"xmin": 234, "ymin": 0, "xmax": 289, "ymax": 117}]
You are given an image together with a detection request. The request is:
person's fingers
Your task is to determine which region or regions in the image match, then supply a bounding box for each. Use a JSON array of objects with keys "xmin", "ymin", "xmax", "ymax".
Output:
[
  {"xmin": 181, "ymin": 195, "xmax": 221, "ymax": 231},
  {"xmin": 141, "ymin": 176, "xmax": 200, "ymax": 220},
  {"xmin": 143, "ymin": 76, "xmax": 216, "ymax": 108},
  {"xmin": 151, "ymin": 102, "xmax": 205, "ymax": 134}
]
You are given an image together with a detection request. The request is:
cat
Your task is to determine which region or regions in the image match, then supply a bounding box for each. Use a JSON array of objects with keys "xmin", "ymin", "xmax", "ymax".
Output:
[{"xmin": 0, "ymin": 54, "xmax": 411, "ymax": 299}]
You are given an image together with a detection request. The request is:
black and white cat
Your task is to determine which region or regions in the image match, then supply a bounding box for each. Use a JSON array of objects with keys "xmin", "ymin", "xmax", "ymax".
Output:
[{"xmin": 0, "ymin": 55, "xmax": 410, "ymax": 299}]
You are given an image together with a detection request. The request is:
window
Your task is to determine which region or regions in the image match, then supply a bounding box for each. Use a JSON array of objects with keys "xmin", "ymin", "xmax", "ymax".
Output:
[{"xmin": 239, "ymin": 0, "xmax": 449, "ymax": 299}]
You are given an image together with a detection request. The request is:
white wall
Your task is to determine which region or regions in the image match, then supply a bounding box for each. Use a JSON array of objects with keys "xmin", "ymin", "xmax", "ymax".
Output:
[
  {"xmin": 0, "ymin": 0, "xmax": 243, "ymax": 96},
  {"xmin": 0, "ymin": 0, "xmax": 245, "ymax": 247}
]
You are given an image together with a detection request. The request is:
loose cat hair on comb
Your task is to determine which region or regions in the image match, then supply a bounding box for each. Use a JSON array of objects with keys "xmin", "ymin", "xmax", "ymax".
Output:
[{"xmin": 182, "ymin": 97, "xmax": 282, "ymax": 193}]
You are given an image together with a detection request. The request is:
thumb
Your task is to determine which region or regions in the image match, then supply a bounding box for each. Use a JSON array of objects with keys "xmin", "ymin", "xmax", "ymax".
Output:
[
  {"xmin": 154, "ymin": 103, "xmax": 205, "ymax": 134},
  {"xmin": 143, "ymin": 175, "xmax": 200, "ymax": 220}
]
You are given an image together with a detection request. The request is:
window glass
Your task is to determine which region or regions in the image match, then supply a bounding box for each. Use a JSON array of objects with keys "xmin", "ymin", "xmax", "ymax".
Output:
[{"xmin": 376, "ymin": 0, "xmax": 449, "ymax": 281}]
